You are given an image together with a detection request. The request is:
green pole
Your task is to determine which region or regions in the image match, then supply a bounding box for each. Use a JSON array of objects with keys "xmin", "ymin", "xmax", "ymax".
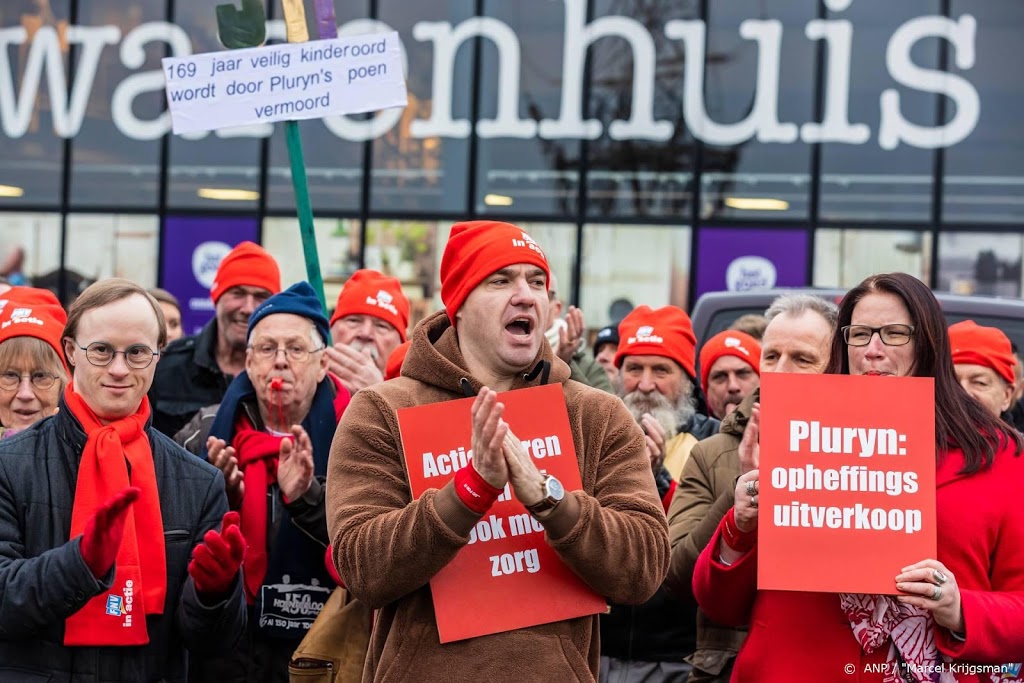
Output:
[{"xmin": 284, "ymin": 120, "xmax": 328, "ymax": 316}]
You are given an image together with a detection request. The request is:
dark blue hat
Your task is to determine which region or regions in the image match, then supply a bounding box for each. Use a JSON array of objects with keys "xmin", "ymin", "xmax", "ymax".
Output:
[
  {"xmin": 247, "ymin": 281, "xmax": 330, "ymax": 346},
  {"xmin": 593, "ymin": 324, "xmax": 620, "ymax": 357}
]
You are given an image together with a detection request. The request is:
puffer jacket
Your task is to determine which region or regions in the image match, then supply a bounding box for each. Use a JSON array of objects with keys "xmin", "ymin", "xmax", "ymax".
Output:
[{"xmin": 0, "ymin": 399, "xmax": 246, "ymax": 682}]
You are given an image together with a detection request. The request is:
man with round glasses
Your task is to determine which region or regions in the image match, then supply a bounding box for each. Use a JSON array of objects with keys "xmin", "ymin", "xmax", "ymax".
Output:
[
  {"xmin": 176, "ymin": 282, "xmax": 351, "ymax": 682},
  {"xmin": 0, "ymin": 278, "xmax": 247, "ymax": 680}
]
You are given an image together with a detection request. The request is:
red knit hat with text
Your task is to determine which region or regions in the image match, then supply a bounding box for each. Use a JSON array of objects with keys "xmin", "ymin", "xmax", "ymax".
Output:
[
  {"xmin": 698, "ymin": 330, "xmax": 761, "ymax": 394},
  {"xmin": 440, "ymin": 221, "xmax": 551, "ymax": 324},
  {"xmin": 329, "ymin": 269, "xmax": 410, "ymax": 341},
  {"xmin": 614, "ymin": 305, "xmax": 697, "ymax": 379},
  {"xmin": 384, "ymin": 340, "xmax": 411, "ymax": 380},
  {"xmin": 209, "ymin": 241, "xmax": 282, "ymax": 304},
  {"xmin": 948, "ymin": 320, "xmax": 1017, "ymax": 385},
  {"xmin": 0, "ymin": 286, "xmax": 69, "ymax": 374}
]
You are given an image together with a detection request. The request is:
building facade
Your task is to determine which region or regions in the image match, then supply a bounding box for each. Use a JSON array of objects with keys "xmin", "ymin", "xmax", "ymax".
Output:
[{"xmin": 1, "ymin": 0, "xmax": 1022, "ymax": 332}]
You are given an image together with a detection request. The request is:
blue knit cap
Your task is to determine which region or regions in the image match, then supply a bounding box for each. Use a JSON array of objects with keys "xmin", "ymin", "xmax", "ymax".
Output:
[{"xmin": 247, "ymin": 281, "xmax": 330, "ymax": 346}]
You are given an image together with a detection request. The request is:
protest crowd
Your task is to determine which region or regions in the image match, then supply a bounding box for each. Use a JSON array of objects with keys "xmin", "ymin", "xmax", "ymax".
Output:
[{"xmin": 0, "ymin": 224, "xmax": 1022, "ymax": 683}]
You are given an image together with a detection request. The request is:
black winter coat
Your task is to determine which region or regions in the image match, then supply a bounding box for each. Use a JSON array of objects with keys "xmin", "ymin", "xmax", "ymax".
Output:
[
  {"xmin": 0, "ymin": 401, "xmax": 247, "ymax": 682},
  {"xmin": 149, "ymin": 321, "xmax": 234, "ymax": 438}
]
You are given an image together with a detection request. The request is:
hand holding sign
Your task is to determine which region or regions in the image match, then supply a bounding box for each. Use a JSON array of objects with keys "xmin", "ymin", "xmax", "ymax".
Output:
[
  {"xmin": 738, "ymin": 403, "xmax": 760, "ymax": 474},
  {"xmin": 503, "ymin": 430, "xmax": 546, "ymax": 508},
  {"xmin": 734, "ymin": 470, "xmax": 760, "ymax": 533},
  {"xmin": 472, "ymin": 388, "xmax": 509, "ymax": 489},
  {"xmin": 895, "ymin": 559, "xmax": 964, "ymax": 633}
]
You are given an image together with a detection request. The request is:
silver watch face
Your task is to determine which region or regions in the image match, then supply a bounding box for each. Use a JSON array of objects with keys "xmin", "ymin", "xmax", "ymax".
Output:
[{"xmin": 544, "ymin": 476, "xmax": 565, "ymax": 501}]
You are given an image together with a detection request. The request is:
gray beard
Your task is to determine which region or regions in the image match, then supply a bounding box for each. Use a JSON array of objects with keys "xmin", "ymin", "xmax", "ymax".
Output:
[
  {"xmin": 621, "ymin": 389, "xmax": 696, "ymax": 438},
  {"xmin": 348, "ymin": 340, "xmax": 381, "ymax": 363}
]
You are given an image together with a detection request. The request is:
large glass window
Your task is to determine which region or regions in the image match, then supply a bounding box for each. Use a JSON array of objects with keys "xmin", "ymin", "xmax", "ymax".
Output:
[
  {"xmin": 699, "ymin": 0, "xmax": 815, "ymax": 221},
  {"xmin": 580, "ymin": 224, "xmax": 691, "ymax": 330},
  {"xmin": 369, "ymin": 0, "xmax": 473, "ymax": 213},
  {"xmin": 474, "ymin": 2, "xmax": 582, "ymax": 216},
  {"xmin": 266, "ymin": 2, "xmax": 369, "ymax": 213},
  {"xmin": 364, "ymin": 220, "xmax": 441, "ymax": 329},
  {"xmin": 936, "ymin": 231, "xmax": 1023, "ymax": 297},
  {"xmin": 0, "ymin": 212, "xmax": 63, "ymax": 288},
  {"xmin": 0, "ymin": 0, "xmax": 72, "ymax": 207},
  {"xmin": 263, "ymin": 217, "xmax": 361, "ymax": 305},
  {"xmin": 813, "ymin": 228, "xmax": 933, "ymax": 288},
  {"xmin": 942, "ymin": 3, "xmax": 1024, "ymax": 224},
  {"xmin": 818, "ymin": 0, "xmax": 941, "ymax": 221},
  {"xmin": 584, "ymin": 0, "xmax": 698, "ymax": 219},
  {"xmin": 66, "ymin": 214, "xmax": 159, "ymax": 287},
  {"xmin": 165, "ymin": 0, "xmax": 266, "ymax": 210},
  {"xmin": 68, "ymin": 0, "xmax": 165, "ymax": 208}
]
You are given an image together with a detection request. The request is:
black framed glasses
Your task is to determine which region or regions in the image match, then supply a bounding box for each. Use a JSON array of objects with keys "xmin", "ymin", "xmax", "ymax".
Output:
[
  {"xmin": 247, "ymin": 343, "xmax": 325, "ymax": 363},
  {"xmin": 0, "ymin": 371, "xmax": 59, "ymax": 391},
  {"xmin": 74, "ymin": 341, "xmax": 159, "ymax": 369},
  {"xmin": 842, "ymin": 324, "xmax": 915, "ymax": 347}
]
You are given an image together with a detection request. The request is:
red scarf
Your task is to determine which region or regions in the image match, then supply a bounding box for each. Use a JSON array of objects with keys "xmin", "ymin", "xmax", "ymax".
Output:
[
  {"xmin": 64, "ymin": 385, "xmax": 166, "ymax": 646},
  {"xmin": 232, "ymin": 374, "xmax": 349, "ymax": 603},
  {"xmin": 233, "ymin": 418, "xmax": 283, "ymax": 603}
]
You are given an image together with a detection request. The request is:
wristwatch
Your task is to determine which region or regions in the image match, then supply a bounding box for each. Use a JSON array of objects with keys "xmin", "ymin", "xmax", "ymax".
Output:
[{"xmin": 525, "ymin": 474, "xmax": 565, "ymax": 518}]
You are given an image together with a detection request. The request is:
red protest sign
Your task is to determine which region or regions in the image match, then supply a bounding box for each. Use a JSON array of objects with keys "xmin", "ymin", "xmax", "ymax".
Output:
[
  {"xmin": 757, "ymin": 373, "xmax": 936, "ymax": 594},
  {"xmin": 398, "ymin": 383, "xmax": 606, "ymax": 643}
]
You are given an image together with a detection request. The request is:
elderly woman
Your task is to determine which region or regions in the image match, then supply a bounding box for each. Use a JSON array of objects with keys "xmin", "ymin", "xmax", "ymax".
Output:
[
  {"xmin": 0, "ymin": 287, "xmax": 68, "ymax": 438},
  {"xmin": 692, "ymin": 273, "xmax": 1024, "ymax": 682}
]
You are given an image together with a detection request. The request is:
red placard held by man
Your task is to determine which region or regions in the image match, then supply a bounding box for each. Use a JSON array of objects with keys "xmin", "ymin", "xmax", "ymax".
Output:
[
  {"xmin": 758, "ymin": 373, "xmax": 937, "ymax": 594},
  {"xmin": 398, "ymin": 383, "xmax": 606, "ymax": 643}
]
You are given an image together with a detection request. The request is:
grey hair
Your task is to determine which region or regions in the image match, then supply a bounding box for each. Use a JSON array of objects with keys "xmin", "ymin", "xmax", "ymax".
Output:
[{"xmin": 764, "ymin": 294, "xmax": 839, "ymax": 327}]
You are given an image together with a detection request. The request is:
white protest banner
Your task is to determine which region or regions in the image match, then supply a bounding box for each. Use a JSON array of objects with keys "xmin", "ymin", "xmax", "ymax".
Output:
[{"xmin": 162, "ymin": 32, "xmax": 407, "ymax": 134}]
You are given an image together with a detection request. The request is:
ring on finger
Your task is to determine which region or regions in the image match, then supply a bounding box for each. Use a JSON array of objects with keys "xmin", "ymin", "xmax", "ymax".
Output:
[
  {"xmin": 932, "ymin": 569, "xmax": 948, "ymax": 585},
  {"xmin": 931, "ymin": 585, "xmax": 942, "ymax": 601},
  {"xmin": 745, "ymin": 480, "xmax": 757, "ymax": 497},
  {"xmin": 750, "ymin": 495, "xmax": 758, "ymax": 508}
]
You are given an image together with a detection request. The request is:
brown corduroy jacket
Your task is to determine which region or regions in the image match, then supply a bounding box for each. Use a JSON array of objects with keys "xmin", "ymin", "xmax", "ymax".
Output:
[{"xmin": 326, "ymin": 310, "xmax": 669, "ymax": 683}]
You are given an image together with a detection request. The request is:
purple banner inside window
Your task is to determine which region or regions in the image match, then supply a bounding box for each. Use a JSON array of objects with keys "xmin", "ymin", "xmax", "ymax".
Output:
[
  {"xmin": 161, "ymin": 216, "xmax": 259, "ymax": 336},
  {"xmin": 695, "ymin": 227, "xmax": 809, "ymax": 299}
]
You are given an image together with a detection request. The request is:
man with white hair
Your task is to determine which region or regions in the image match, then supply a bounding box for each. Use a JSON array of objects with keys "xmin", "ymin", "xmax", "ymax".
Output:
[
  {"xmin": 665, "ymin": 293, "xmax": 837, "ymax": 682},
  {"xmin": 601, "ymin": 304, "xmax": 719, "ymax": 682},
  {"xmin": 177, "ymin": 282, "xmax": 351, "ymax": 682}
]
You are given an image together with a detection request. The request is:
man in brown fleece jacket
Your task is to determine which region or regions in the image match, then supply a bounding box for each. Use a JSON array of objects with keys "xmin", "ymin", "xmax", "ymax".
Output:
[{"xmin": 326, "ymin": 220, "xmax": 669, "ymax": 683}]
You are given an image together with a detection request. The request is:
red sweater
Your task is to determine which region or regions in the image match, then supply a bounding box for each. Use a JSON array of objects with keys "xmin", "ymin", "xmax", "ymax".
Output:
[{"xmin": 693, "ymin": 444, "xmax": 1024, "ymax": 682}]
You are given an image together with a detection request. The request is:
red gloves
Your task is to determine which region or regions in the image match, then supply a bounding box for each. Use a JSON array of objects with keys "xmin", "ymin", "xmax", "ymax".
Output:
[
  {"xmin": 324, "ymin": 545, "xmax": 345, "ymax": 588},
  {"xmin": 80, "ymin": 487, "xmax": 140, "ymax": 578},
  {"xmin": 188, "ymin": 511, "xmax": 245, "ymax": 601}
]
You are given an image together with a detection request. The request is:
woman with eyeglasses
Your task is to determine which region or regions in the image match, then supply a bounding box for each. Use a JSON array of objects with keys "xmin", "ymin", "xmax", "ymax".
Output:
[
  {"xmin": 692, "ymin": 273, "xmax": 1024, "ymax": 682},
  {"xmin": 0, "ymin": 287, "xmax": 69, "ymax": 439}
]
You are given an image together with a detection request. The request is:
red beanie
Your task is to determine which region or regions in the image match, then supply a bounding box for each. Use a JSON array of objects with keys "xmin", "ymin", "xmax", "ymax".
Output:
[
  {"xmin": 948, "ymin": 320, "xmax": 1016, "ymax": 385},
  {"xmin": 614, "ymin": 305, "xmax": 697, "ymax": 379},
  {"xmin": 439, "ymin": 221, "xmax": 551, "ymax": 324},
  {"xmin": 699, "ymin": 330, "xmax": 761, "ymax": 394},
  {"xmin": 329, "ymin": 269, "xmax": 410, "ymax": 341},
  {"xmin": 0, "ymin": 287, "xmax": 69, "ymax": 374},
  {"xmin": 385, "ymin": 340, "xmax": 410, "ymax": 380},
  {"xmin": 209, "ymin": 241, "xmax": 281, "ymax": 304}
]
